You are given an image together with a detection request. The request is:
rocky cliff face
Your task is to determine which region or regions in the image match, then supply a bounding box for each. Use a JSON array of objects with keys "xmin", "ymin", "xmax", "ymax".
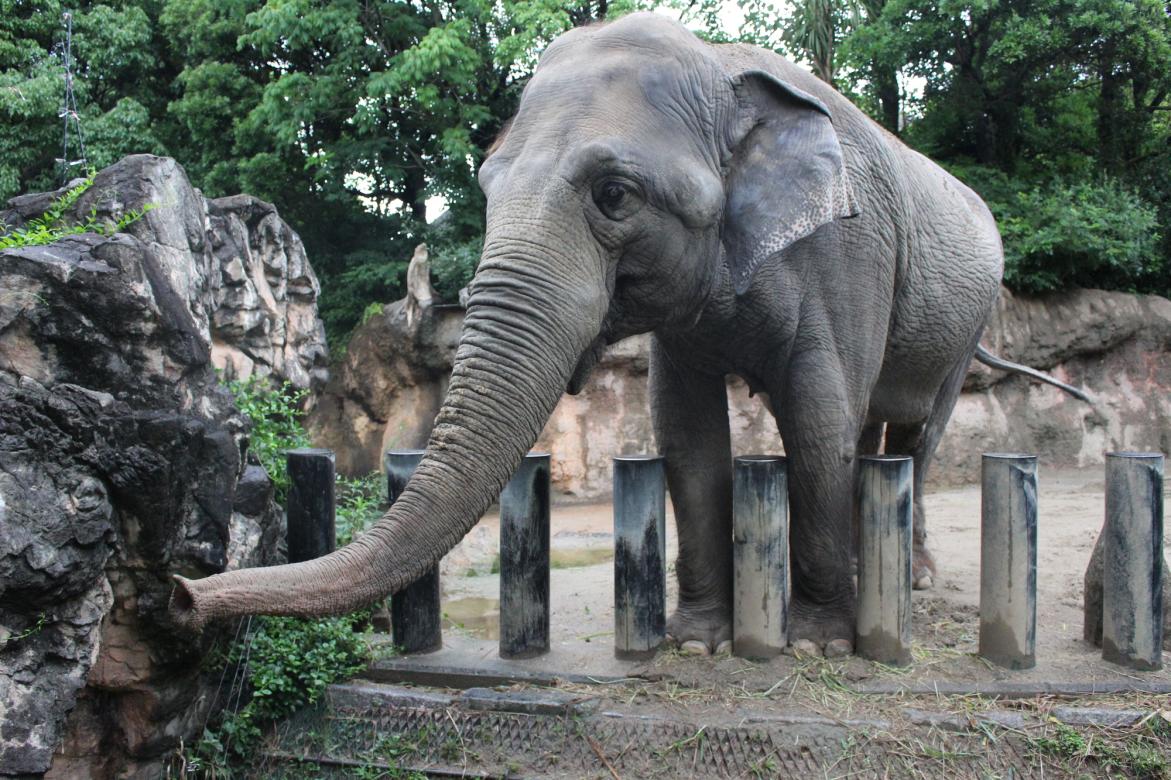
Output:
[
  {"xmin": 0, "ymin": 155, "xmax": 319, "ymax": 777},
  {"xmin": 311, "ymin": 286, "xmax": 1171, "ymax": 497}
]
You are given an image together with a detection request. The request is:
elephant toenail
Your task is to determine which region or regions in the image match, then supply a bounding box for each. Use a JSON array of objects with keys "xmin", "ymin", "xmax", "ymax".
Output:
[
  {"xmin": 715, "ymin": 640, "xmax": 733, "ymax": 655},
  {"xmin": 681, "ymin": 640, "xmax": 710, "ymax": 656},
  {"xmin": 913, "ymin": 574, "xmax": 934, "ymax": 590},
  {"xmin": 789, "ymin": 639, "xmax": 822, "ymax": 658},
  {"xmin": 825, "ymin": 639, "xmax": 853, "ymax": 658}
]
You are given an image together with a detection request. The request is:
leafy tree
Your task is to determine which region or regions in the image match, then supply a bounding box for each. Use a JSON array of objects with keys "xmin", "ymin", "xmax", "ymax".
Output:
[
  {"xmin": 843, "ymin": 0, "xmax": 1170, "ymax": 294},
  {"xmin": 5, "ymin": 0, "xmax": 1169, "ymax": 344},
  {"xmin": 0, "ymin": 1, "xmax": 168, "ymax": 196}
]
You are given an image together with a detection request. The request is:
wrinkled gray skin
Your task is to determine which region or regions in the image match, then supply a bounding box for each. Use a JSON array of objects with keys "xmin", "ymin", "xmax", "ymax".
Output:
[{"xmin": 172, "ymin": 14, "xmax": 1005, "ymax": 652}]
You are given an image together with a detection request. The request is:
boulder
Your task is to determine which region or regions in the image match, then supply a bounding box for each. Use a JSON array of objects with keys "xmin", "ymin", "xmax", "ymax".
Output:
[
  {"xmin": 0, "ymin": 155, "xmax": 308, "ymax": 777},
  {"xmin": 0, "ymin": 155, "xmax": 329, "ymax": 399},
  {"xmin": 311, "ymin": 285, "xmax": 1171, "ymax": 498}
]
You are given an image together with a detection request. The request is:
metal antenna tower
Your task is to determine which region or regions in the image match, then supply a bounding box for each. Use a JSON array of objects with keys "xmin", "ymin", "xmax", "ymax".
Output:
[{"xmin": 57, "ymin": 11, "xmax": 87, "ymax": 184}]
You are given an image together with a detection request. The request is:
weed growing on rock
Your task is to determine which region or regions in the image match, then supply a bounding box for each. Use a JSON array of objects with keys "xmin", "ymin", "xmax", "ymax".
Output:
[{"xmin": 0, "ymin": 174, "xmax": 155, "ymax": 249}]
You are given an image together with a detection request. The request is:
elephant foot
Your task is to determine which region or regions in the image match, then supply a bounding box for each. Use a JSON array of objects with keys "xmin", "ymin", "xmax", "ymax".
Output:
[
  {"xmin": 789, "ymin": 596, "xmax": 855, "ymax": 656},
  {"xmin": 912, "ymin": 543, "xmax": 937, "ymax": 590},
  {"xmin": 666, "ymin": 602, "xmax": 731, "ymax": 655}
]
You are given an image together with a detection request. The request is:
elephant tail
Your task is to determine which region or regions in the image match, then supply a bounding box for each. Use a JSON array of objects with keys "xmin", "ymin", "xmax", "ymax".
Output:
[{"xmin": 974, "ymin": 345, "xmax": 1090, "ymax": 402}]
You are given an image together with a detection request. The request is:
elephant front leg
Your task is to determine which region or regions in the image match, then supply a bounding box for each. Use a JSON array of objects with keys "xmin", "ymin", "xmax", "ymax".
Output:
[
  {"xmin": 775, "ymin": 364, "xmax": 859, "ymax": 652},
  {"xmin": 650, "ymin": 338, "xmax": 733, "ymax": 655}
]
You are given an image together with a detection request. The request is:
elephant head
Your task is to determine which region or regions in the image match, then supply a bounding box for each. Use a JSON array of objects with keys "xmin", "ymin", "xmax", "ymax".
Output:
[{"xmin": 170, "ymin": 12, "xmax": 856, "ymax": 630}]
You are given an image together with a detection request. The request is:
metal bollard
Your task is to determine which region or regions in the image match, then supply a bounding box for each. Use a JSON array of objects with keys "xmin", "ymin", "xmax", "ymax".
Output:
[
  {"xmin": 385, "ymin": 449, "xmax": 442, "ymax": 654},
  {"xmin": 498, "ymin": 453, "xmax": 551, "ymax": 659},
  {"xmin": 613, "ymin": 455, "xmax": 667, "ymax": 659},
  {"xmin": 286, "ymin": 448, "xmax": 336, "ymax": 563},
  {"xmin": 856, "ymin": 456, "xmax": 914, "ymax": 666},
  {"xmin": 1101, "ymin": 452, "xmax": 1164, "ymax": 671},
  {"xmin": 732, "ymin": 455, "xmax": 789, "ymax": 658},
  {"xmin": 979, "ymin": 454, "xmax": 1038, "ymax": 669}
]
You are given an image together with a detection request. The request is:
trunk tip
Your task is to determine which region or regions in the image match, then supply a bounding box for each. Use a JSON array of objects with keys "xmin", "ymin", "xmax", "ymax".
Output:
[{"xmin": 169, "ymin": 574, "xmax": 207, "ymax": 633}]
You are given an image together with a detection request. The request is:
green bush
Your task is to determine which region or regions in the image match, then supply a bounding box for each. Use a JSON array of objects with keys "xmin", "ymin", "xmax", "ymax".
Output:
[
  {"xmin": 951, "ymin": 165, "xmax": 1163, "ymax": 294},
  {"xmin": 336, "ymin": 473, "xmax": 387, "ymax": 546},
  {"xmin": 188, "ymin": 614, "xmax": 370, "ymax": 774},
  {"xmin": 223, "ymin": 374, "xmax": 310, "ymax": 502}
]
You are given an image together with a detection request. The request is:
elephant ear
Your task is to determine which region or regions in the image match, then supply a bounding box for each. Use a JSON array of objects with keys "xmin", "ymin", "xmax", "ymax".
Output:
[{"xmin": 723, "ymin": 70, "xmax": 859, "ymax": 295}]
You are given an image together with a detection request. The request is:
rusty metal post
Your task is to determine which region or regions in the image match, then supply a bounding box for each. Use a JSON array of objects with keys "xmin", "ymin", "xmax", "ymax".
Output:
[
  {"xmin": 286, "ymin": 448, "xmax": 335, "ymax": 563},
  {"xmin": 499, "ymin": 453, "xmax": 551, "ymax": 659},
  {"xmin": 979, "ymin": 454, "xmax": 1038, "ymax": 669},
  {"xmin": 732, "ymin": 455, "xmax": 789, "ymax": 658},
  {"xmin": 385, "ymin": 449, "xmax": 442, "ymax": 654},
  {"xmin": 856, "ymin": 455, "xmax": 913, "ymax": 666},
  {"xmin": 1102, "ymin": 452, "xmax": 1164, "ymax": 671},
  {"xmin": 613, "ymin": 454, "xmax": 667, "ymax": 659}
]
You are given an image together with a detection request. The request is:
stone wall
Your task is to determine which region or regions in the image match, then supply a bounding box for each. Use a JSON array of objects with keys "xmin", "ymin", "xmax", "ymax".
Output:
[
  {"xmin": 0, "ymin": 156, "xmax": 320, "ymax": 778},
  {"xmin": 311, "ymin": 286, "xmax": 1171, "ymax": 497}
]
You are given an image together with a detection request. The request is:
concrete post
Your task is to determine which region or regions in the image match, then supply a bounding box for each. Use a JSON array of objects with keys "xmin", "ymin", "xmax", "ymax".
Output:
[
  {"xmin": 979, "ymin": 454, "xmax": 1038, "ymax": 669},
  {"xmin": 385, "ymin": 449, "xmax": 442, "ymax": 654},
  {"xmin": 613, "ymin": 454, "xmax": 667, "ymax": 659},
  {"xmin": 499, "ymin": 453, "xmax": 551, "ymax": 659},
  {"xmin": 732, "ymin": 455, "xmax": 789, "ymax": 658},
  {"xmin": 286, "ymin": 448, "xmax": 335, "ymax": 563},
  {"xmin": 1101, "ymin": 452, "xmax": 1164, "ymax": 671},
  {"xmin": 856, "ymin": 455, "xmax": 913, "ymax": 666}
]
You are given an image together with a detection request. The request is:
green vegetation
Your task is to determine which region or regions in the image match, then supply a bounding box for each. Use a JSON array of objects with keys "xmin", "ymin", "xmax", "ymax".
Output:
[
  {"xmin": 223, "ymin": 374, "xmax": 310, "ymax": 502},
  {"xmin": 1027, "ymin": 717, "xmax": 1171, "ymax": 779},
  {"xmin": 0, "ymin": 173, "xmax": 155, "ymax": 249},
  {"xmin": 335, "ymin": 473, "xmax": 386, "ymax": 546},
  {"xmin": 4, "ymin": 0, "xmax": 1169, "ymax": 342},
  {"xmin": 185, "ymin": 614, "xmax": 371, "ymax": 777},
  {"xmin": 180, "ymin": 375, "xmax": 376, "ymax": 778}
]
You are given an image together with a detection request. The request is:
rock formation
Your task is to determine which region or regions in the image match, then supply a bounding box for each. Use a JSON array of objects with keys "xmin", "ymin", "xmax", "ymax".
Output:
[
  {"xmin": 405, "ymin": 243, "xmax": 434, "ymax": 329},
  {"xmin": 0, "ymin": 155, "xmax": 321, "ymax": 777},
  {"xmin": 311, "ymin": 286, "xmax": 1171, "ymax": 497},
  {"xmin": 308, "ymin": 298, "xmax": 464, "ymax": 476}
]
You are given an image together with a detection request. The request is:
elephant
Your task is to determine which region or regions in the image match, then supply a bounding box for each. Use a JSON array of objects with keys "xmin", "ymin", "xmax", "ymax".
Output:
[{"xmin": 171, "ymin": 12, "xmax": 1086, "ymax": 654}]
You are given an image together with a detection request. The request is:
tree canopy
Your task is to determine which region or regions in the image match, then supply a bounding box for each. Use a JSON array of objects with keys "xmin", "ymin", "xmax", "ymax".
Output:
[{"xmin": 2, "ymin": 0, "xmax": 1169, "ymax": 343}]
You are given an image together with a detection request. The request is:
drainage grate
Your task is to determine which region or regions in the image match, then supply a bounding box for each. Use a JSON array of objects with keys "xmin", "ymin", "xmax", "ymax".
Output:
[{"xmin": 257, "ymin": 698, "xmax": 1034, "ymax": 778}]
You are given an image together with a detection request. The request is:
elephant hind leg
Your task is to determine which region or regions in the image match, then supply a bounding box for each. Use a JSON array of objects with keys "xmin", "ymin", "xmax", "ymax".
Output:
[{"xmin": 885, "ymin": 331, "xmax": 984, "ymax": 590}]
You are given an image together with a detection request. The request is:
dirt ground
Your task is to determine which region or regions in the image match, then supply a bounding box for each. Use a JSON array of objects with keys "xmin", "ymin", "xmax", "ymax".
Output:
[{"xmin": 434, "ymin": 467, "xmax": 1170, "ymax": 686}]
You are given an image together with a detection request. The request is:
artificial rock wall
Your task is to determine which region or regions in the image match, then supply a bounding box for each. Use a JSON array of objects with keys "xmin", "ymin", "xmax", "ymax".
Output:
[
  {"xmin": 312, "ymin": 286, "xmax": 1171, "ymax": 497},
  {"xmin": 0, "ymin": 155, "xmax": 325, "ymax": 778}
]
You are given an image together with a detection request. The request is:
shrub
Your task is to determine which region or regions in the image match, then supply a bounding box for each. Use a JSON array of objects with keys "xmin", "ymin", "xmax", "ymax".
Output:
[
  {"xmin": 950, "ymin": 165, "xmax": 1162, "ymax": 294},
  {"xmin": 187, "ymin": 614, "xmax": 370, "ymax": 774},
  {"xmin": 335, "ymin": 472, "xmax": 386, "ymax": 546},
  {"xmin": 223, "ymin": 374, "xmax": 310, "ymax": 502}
]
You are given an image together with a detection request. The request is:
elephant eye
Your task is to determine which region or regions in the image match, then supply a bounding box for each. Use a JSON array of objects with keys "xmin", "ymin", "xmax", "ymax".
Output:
[{"xmin": 592, "ymin": 178, "xmax": 643, "ymax": 220}]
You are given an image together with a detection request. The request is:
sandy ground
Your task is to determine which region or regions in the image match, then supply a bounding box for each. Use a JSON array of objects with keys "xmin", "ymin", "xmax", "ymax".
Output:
[{"xmin": 430, "ymin": 467, "xmax": 1169, "ymax": 685}]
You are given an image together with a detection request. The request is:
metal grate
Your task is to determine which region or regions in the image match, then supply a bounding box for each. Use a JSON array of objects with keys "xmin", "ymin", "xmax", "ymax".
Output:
[{"xmin": 257, "ymin": 699, "xmax": 1034, "ymax": 778}]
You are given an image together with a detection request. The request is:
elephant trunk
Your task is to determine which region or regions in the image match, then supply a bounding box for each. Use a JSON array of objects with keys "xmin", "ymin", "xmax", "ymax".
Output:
[{"xmin": 171, "ymin": 237, "xmax": 606, "ymax": 631}]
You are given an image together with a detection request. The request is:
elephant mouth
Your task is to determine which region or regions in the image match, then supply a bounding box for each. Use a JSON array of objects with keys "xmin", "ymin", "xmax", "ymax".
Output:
[{"xmin": 567, "ymin": 334, "xmax": 609, "ymax": 395}]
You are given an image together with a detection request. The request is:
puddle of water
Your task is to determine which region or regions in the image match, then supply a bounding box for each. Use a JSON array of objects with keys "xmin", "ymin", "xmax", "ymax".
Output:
[
  {"xmin": 443, "ymin": 596, "xmax": 500, "ymax": 640},
  {"xmin": 550, "ymin": 547, "xmax": 613, "ymax": 568}
]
